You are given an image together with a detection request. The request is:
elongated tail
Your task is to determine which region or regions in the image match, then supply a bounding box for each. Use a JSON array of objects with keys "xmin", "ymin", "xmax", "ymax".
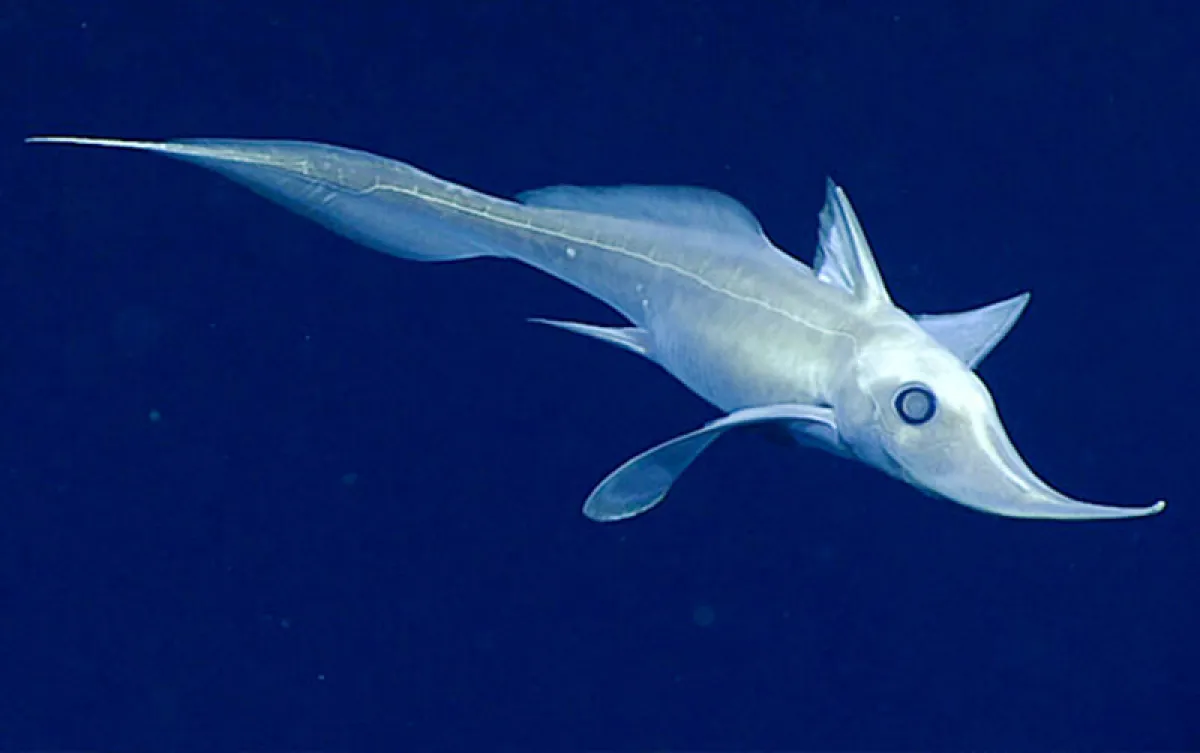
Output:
[
  {"xmin": 26, "ymin": 136, "xmax": 530, "ymax": 263},
  {"xmin": 25, "ymin": 135, "xmax": 706, "ymax": 326}
]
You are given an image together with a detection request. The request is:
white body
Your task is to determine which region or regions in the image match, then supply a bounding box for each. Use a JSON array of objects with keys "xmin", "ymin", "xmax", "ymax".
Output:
[{"xmin": 28, "ymin": 136, "xmax": 1166, "ymax": 522}]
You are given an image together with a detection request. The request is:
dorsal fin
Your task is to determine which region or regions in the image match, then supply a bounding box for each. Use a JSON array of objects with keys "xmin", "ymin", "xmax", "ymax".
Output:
[
  {"xmin": 517, "ymin": 184, "xmax": 766, "ymax": 241},
  {"xmin": 814, "ymin": 179, "xmax": 892, "ymax": 307}
]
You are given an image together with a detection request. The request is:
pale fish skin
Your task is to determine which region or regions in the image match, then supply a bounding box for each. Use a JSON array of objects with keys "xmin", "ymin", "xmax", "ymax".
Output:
[{"xmin": 27, "ymin": 135, "xmax": 1166, "ymax": 522}]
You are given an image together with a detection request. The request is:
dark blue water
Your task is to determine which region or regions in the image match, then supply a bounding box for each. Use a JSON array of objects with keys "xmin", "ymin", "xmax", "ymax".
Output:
[{"xmin": 2, "ymin": 1, "xmax": 1195, "ymax": 749}]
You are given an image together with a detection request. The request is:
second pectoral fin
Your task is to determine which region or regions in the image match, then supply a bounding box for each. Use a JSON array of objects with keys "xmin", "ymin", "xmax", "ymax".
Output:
[{"xmin": 583, "ymin": 403, "xmax": 838, "ymax": 522}]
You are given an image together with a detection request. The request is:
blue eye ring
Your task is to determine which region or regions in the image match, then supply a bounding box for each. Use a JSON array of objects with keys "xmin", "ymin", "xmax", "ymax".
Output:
[{"xmin": 894, "ymin": 383, "xmax": 937, "ymax": 426}]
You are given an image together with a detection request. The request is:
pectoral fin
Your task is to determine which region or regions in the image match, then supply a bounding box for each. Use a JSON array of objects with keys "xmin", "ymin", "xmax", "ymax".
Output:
[
  {"xmin": 583, "ymin": 403, "xmax": 837, "ymax": 522},
  {"xmin": 529, "ymin": 318, "xmax": 651, "ymax": 356},
  {"xmin": 915, "ymin": 292, "xmax": 1031, "ymax": 369}
]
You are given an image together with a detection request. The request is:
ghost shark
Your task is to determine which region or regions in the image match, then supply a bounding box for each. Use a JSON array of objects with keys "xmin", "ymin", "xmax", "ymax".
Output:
[{"xmin": 28, "ymin": 135, "xmax": 1165, "ymax": 522}]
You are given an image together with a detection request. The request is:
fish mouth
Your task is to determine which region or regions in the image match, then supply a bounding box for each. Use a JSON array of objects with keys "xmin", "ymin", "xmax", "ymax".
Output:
[{"xmin": 901, "ymin": 414, "xmax": 1166, "ymax": 521}]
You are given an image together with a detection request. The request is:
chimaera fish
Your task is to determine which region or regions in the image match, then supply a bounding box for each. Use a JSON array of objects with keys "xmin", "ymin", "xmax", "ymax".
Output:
[{"xmin": 27, "ymin": 135, "xmax": 1166, "ymax": 522}]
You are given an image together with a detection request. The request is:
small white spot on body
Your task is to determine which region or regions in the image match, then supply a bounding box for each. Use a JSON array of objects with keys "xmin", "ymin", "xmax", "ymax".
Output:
[{"xmin": 565, "ymin": 247, "xmax": 578, "ymax": 259}]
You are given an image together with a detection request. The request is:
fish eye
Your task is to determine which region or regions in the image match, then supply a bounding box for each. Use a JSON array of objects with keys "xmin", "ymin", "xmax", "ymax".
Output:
[{"xmin": 893, "ymin": 383, "xmax": 937, "ymax": 426}]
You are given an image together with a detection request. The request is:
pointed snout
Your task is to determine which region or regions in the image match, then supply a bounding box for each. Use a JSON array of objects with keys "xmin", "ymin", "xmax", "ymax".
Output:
[
  {"xmin": 920, "ymin": 412, "xmax": 1166, "ymax": 521},
  {"xmin": 964, "ymin": 474, "xmax": 1167, "ymax": 520}
]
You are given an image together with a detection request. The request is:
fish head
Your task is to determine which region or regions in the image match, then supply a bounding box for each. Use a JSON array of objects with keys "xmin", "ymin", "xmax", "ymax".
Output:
[{"xmin": 831, "ymin": 321, "xmax": 1164, "ymax": 520}]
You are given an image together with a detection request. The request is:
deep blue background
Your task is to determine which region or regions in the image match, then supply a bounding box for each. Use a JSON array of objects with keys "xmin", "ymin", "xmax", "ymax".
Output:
[{"xmin": 2, "ymin": 1, "xmax": 1196, "ymax": 749}]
